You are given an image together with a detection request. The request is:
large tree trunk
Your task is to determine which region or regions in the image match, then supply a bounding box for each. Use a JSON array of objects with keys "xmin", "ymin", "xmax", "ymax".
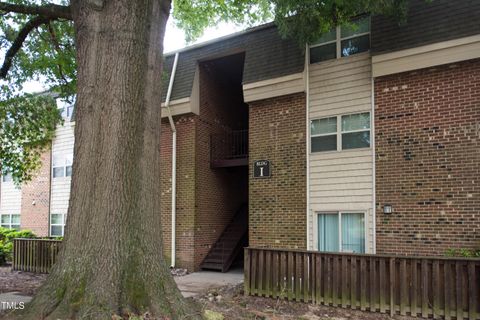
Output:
[{"xmin": 16, "ymin": 1, "xmax": 200, "ymax": 319}]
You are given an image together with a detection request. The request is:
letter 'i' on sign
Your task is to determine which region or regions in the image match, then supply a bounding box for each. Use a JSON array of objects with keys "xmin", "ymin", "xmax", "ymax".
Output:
[{"xmin": 253, "ymin": 160, "xmax": 270, "ymax": 178}]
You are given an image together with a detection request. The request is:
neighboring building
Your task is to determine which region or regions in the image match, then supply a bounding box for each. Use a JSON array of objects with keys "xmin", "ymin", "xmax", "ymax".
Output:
[
  {"xmin": 0, "ymin": 0, "xmax": 478, "ymax": 271},
  {"xmin": 0, "ymin": 105, "xmax": 74, "ymax": 237}
]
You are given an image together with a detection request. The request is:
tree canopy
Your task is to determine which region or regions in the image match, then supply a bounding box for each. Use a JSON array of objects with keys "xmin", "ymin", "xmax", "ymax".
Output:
[{"xmin": 0, "ymin": 0, "xmax": 410, "ymax": 184}]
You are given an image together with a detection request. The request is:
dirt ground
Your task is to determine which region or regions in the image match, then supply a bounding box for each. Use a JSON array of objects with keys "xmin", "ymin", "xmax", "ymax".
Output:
[
  {"xmin": 0, "ymin": 266, "xmax": 419, "ymax": 320},
  {"xmin": 0, "ymin": 265, "xmax": 47, "ymax": 296},
  {"xmin": 198, "ymin": 284, "xmax": 419, "ymax": 320}
]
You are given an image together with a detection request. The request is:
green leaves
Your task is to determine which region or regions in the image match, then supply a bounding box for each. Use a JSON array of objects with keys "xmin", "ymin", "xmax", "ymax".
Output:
[
  {"xmin": 172, "ymin": 0, "xmax": 272, "ymax": 43},
  {"xmin": 272, "ymin": 0, "xmax": 409, "ymax": 46},
  {"xmin": 0, "ymin": 93, "xmax": 62, "ymax": 184},
  {"xmin": 0, "ymin": 1, "xmax": 75, "ymax": 100}
]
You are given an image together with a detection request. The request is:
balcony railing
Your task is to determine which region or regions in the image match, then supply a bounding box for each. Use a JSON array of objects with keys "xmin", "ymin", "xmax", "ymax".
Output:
[{"xmin": 210, "ymin": 129, "xmax": 248, "ymax": 168}]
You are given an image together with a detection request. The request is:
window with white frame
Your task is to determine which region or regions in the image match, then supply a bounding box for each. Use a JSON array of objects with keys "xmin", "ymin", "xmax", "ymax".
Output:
[
  {"xmin": 60, "ymin": 105, "xmax": 74, "ymax": 120},
  {"xmin": 317, "ymin": 212, "xmax": 365, "ymax": 253},
  {"xmin": 311, "ymin": 112, "xmax": 370, "ymax": 153},
  {"xmin": 52, "ymin": 153, "xmax": 73, "ymax": 178},
  {"xmin": 310, "ymin": 16, "xmax": 370, "ymax": 64},
  {"xmin": 2, "ymin": 173, "xmax": 13, "ymax": 183},
  {"xmin": 50, "ymin": 213, "xmax": 66, "ymax": 237},
  {"xmin": 1, "ymin": 214, "xmax": 20, "ymax": 230}
]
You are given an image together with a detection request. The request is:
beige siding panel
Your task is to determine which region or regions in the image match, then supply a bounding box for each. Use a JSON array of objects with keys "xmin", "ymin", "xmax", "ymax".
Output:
[
  {"xmin": 50, "ymin": 121, "xmax": 75, "ymax": 217},
  {"xmin": 308, "ymin": 53, "xmax": 374, "ymax": 253},
  {"xmin": 310, "ymin": 182, "xmax": 372, "ymax": 191},
  {"xmin": 310, "ymin": 169, "xmax": 372, "ymax": 180},
  {"xmin": 310, "ymin": 175, "xmax": 372, "ymax": 186},
  {"xmin": 0, "ymin": 182, "xmax": 22, "ymax": 215}
]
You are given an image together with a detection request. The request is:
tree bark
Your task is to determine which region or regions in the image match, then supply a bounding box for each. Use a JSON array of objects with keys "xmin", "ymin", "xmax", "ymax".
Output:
[{"xmin": 13, "ymin": 0, "xmax": 200, "ymax": 319}]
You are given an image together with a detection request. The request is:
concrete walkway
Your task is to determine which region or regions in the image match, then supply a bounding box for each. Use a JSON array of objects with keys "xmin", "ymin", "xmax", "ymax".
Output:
[
  {"xmin": 0, "ymin": 269, "xmax": 244, "ymax": 309},
  {"xmin": 175, "ymin": 268, "xmax": 244, "ymax": 297}
]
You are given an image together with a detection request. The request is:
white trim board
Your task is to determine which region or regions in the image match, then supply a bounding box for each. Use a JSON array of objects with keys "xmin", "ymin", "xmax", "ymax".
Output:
[
  {"xmin": 372, "ymin": 35, "xmax": 480, "ymax": 77},
  {"xmin": 242, "ymin": 72, "xmax": 306, "ymax": 103}
]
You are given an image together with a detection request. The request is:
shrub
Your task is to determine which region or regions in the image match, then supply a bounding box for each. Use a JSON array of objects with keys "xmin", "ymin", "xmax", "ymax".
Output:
[
  {"xmin": 0, "ymin": 227, "xmax": 36, "ymax": 265},
  {"xmin": 445, "ymin": 248, "xmax": 480, "ymax": 258}
]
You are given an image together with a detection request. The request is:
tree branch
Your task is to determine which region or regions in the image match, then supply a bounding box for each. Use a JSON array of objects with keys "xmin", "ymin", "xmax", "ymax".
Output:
[
  {"xmin": 0, "ymin": 16, "xmax": 55, "ymax": 78},
  {"xmin": 0, "ymin": 2, "xmax": 71, "ymax": 20}
]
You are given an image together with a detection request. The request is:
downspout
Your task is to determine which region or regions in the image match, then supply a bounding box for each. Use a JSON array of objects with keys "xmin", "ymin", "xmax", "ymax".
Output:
[
  {"xmin": 305, "ymin": 44, "xmax": 311, "ymax": 250},
  {"xmin": 165, "ymin": 52, "xmax": 179, "ymax": 268},
  {"xmin": 371, "ymin": 76, "xmax": 376, "ymax": 254}
]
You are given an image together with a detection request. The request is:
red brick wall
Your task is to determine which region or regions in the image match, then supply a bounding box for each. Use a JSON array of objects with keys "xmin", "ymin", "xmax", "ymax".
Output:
[
  {"xmin": 160, "ymin": 116, "xmax": 197, "ymax": 270},
  {"xmin": 194, "ymin": 64, "xmax": 248, "ymax": 270},
  {"xmin": 20, "ymin": 150, "xmax": 51, "ymax": 236},
  {"xmin": 375, "ymin": 59, "xmax": 480, "ymax": 256},
  {"xmin": 249, "ymin": 93, "xmax": 307, "ymax": 249}
]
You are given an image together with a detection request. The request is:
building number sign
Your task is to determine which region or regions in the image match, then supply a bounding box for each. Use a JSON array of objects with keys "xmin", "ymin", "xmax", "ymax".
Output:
[{"xmin": 253, "ymin": 160, "xmax": 271, "ymax": 178}]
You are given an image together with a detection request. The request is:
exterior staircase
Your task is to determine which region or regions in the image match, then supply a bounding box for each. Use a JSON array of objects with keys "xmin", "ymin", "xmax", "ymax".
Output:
[{"xmin": 200, "ymin": 203, "xmax": 248, "ymax": 272}]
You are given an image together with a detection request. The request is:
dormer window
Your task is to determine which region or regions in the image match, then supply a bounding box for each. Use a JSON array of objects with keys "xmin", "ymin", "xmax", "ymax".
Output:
[{"xmin": 310, "ymin": 16, "xmax": 370, "ymax": 64}]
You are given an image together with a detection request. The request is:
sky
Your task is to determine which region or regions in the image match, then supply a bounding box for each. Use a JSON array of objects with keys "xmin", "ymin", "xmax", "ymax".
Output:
[{"xmin": 21, "ymin": 19, "xmax": 245, "ymax": 93}]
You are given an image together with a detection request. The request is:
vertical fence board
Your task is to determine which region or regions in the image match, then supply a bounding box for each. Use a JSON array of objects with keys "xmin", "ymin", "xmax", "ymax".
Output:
[
  {"xmin": 411, "ymin": 259, "xmax": 418, "ymax": 317},
  {"xmin": 325, "ymin": 256, "xmax": 332, "ymax": 305},
  {"xmin": 444, "ymin": 261, "xmax": 451, "ymax": 320},
  {"xmin": 272, "ymin": 251, "xmax": 278, "ymax": 298},
  {"xmin": 351, "ymin": 256, "xmax": 357, "ymax": 309},
  {"xmin": 295, "ymin": 252, "xmax": 302, "ymax": 301},
  {"xmin": 315, "ymin": 254, "xmax": 322, "ymax": 304},
  {"xmin": 361, "ymin": 257, "xmax": 367, "ymax": 311},
  {"xmin": 287, "ymin": 251, "xmax": 294, "ymax": 301},
  {"xmin": 310, "ymin": 254, "xmax": 316, "ymax": 303},
  {"xmin": 400, "ymin": 259, "xmax": 407, "ymax": 316},
  {"xmin": 389, "ymin": 258, "xmax": 395, "ymax": 317},
  {"xmin": 455, "ymin": 262, "xmax": 463, "ymax": 320},
  {"xmin": 421, "ymin": 259, "xmax": 429, "ymax": 318},
  {"xmin": 244, "ymin": 248, "xmax": 251, "ymax": 295},
  {"xmin": 370, "ymin": 257, "xmax": 377, "ymax": 312},
  {"xmin": 379, "ymin": 258, "xmax": 386, "ymax": 313},
  {"xmin": 468, "ymin": 262, "xmax": 478, "ymax": 320},
  {"xmin": 251, "ymin": 249, "xmax": 258, "ymax": 295},
  {"xmin": 341, "ymin": 255, "xmax": 348, "ymax": 308},
  {"xmin": 258, "ymin": 249, "xmax": 264, "ymax": 296},
  {"xmin": 432, "ymin": 260, "xmax": 440, "ymax": 319},
  {"xmin": 303, "ymin": 253, "xmax": 310, "ymax": 302},
  {"xmin": 332, "ymin": 256, "xmax": 339, "ymax": 306},
  {"xmin": 280, "ymin": 251, "xmax": 287, "ymax": 299},
  {"xmin": 265, "ymin": 250, "xmax": 271, "ymax": 297}
]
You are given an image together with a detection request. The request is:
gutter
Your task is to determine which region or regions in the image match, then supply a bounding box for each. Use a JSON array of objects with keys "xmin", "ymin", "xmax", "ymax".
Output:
[{"xmin": 164, "ymin": 52, "xmax": 179, "ymax": 268}]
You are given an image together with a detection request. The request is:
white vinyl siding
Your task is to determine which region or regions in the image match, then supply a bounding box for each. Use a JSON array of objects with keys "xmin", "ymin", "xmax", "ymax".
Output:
[
  {"xmin": 0, "ymin": 175, "xmax": 22, "ymax": 227},
  {"xmin": 50, "ymin": 121, "xmax": 74, "ymax": 236},
  {"xmin": 308, "ymin": 52, "xmax": 374, "ymax": 253}
]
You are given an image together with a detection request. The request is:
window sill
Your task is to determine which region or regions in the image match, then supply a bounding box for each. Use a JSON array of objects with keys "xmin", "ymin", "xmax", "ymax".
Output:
[{"xmin": 310, "ymin": 146, "xmax": 371, "ymax": 156}]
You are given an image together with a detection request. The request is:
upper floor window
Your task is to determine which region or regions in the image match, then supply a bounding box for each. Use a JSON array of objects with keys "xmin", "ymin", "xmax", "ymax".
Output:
[
  {"xmin": 311, "ymin": 112, "xmax": 370, "ymax": 153},
  {"xmin": 2, "ymin": 173, "xmax": 13, "ymax": 183},
  {"xmin": 1, "ymin": 214, "xmax": 20, "ymax": 230},
  {"xmin": 60, "ymin": 105, "xmax": 74, "ymax": 121},
  {"xmin": 53, "ymin": 153, "xmax": 73, "ymax": 178},
  {"xmin": 310, "ymin": 16, "xmax": 370, "ymax": 64}
]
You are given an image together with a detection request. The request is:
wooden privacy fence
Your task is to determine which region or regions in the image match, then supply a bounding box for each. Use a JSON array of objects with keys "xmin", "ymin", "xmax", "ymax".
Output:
[
  {"xmin": 13, "ymin": 238, "xmax": 62, "ymax": 273},
  {"xmin": 244, "ymin": 247, "xmax": 480, "ymax": 319}
]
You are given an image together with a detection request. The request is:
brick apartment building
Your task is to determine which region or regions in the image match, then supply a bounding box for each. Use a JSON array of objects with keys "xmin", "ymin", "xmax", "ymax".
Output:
[{"xmin": 1, "ymin": 0, "xmax": 478, "ymax": 271}]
